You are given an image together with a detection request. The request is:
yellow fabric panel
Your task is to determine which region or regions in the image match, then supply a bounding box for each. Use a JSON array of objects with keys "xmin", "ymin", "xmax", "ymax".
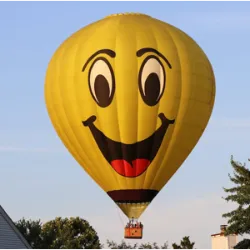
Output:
[{"xmin": 117, "ymin": 202, "xmax": 150, "ymax": 219}]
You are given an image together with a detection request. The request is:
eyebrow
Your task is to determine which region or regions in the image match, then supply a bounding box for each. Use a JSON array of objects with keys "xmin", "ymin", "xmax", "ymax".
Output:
[
  {"xmin": 82, "ymin": 49, "xmax": 116, "ymax": 72},
  {"xmin": 136, "ymin": 48, "xmax": 172, "ymax": 69}
]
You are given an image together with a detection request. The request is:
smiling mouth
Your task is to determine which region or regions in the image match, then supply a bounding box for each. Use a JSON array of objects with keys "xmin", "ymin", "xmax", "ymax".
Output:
[{"xmin": 83, "ymin": 113, "xmax": 175, "ymax": 178}]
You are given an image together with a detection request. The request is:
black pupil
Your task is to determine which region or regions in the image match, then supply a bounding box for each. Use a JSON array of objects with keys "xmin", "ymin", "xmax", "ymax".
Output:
[
  {"xmin": 94, "ymin": 74, "xmax": 111, "ymax": 107},
  {"xmin": 144, "ymin": 73, "xmax": 161, "ymax": 106},
  {"xmin": 94, "ymin": 75, "xmax": 110, "ymax": 107}
]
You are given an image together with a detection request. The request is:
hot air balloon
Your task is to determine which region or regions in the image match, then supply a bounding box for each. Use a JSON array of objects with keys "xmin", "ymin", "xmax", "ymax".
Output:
[{"xmin": 45, "ymin": 13, "xmax": 215, "ymax": 239}]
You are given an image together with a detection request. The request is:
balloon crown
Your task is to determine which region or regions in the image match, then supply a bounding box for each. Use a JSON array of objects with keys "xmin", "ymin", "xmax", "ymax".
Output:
[{"xmin": 105, "ymin": 12, "xmax": 151, "ymax": 18}]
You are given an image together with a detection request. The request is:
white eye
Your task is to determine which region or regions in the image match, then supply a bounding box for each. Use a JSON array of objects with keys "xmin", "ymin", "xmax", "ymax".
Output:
[
  {"xmin": 139, "ymin": 57, "xmax": 165, "ymax": 106},
  {"xmin": 89, "ymin": 58, "xmax": 115, "ymax": 107}
]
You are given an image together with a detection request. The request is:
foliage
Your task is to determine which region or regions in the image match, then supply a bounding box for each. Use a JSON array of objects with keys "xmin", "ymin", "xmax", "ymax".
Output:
[
  {"xmin": 107, "ymin": 236, "xmax": 195, "ymax": 250},
  {"xmin": 106, "ymin": 240, "xmax": 138, "ymax": 249},
  {"xmin": 222, "ymin": 156, "xmax": 250, "ymax": 236},
  {"xmin": 172, "ymin": 236, "xmax": 195, "ymax": 249},
  {"xmin": 15, "ymin": 218, "xmax": 43, "ymax": 248},
  {"xmin": 15, "ymin": 217, "xmax": 101, "ymax": 249},
  {"xmin": 106, "ymin": 240, "xmax": 168, "ymax": 249},
  {"xmin": 234, "ymin": 239, "xmax": 250, "ymax": 249}
]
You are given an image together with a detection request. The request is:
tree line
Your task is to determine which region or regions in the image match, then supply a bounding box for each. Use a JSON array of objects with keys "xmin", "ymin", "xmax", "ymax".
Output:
[
  {"xmin": 15, "ymin": 217, "xmax": 195, "ymax": 249},
  {"xmin": 15, "ymin": 156, "xmax": 250, "ymax": 249}
]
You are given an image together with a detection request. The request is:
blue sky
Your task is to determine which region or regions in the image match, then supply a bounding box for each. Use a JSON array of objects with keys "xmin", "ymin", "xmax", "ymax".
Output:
[{"xmin": 0, "ymin": 1, "xmax": 250, "ymax": 248}]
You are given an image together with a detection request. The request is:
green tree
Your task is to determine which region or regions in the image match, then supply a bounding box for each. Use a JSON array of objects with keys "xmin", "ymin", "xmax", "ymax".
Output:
[
  {"xmin": 106, "ymin": 240, "xmax": 168, "ymax": 249},
  {"xmin": 41, "ymin": 217, "xmax": 101, "ymax": 249},
  {"xmin": 172, "ymin": 236, "xmax": 195, "ymax": 249},
  {"xmin": 139, "ymin": 242, "xmax": 168, "ymax": 249},
  {"xmin": 160, "ymin": 242, "xmax": 169, "ymax": 249},
  {"xmin": 222, "ymin": 156, "xmax": 250, "ymax": 237},
  {"xmin": 138, "ymin": 243, "xmax": 152, "ymax": 249},
  {"xmin": 106, "ymin": 240, "xmax": 138, "ymax": 249},
  {"xmin": 172, "ymin": 243, "xmax": 179, "ymax": 249},
  {"xmin": 15, "ymin": 217, "xmax": 101, "ymax": 249},
  {"xmin": 15, "ymin": 218, "xmax": 43, "ymax": 248},
  {"xmin": 234, "ymin": 239, "xmax": 250, "ymax": 249}
]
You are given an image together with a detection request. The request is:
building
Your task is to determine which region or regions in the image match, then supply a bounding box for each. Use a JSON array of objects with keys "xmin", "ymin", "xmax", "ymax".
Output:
[
  {"xmin": 0, "ymin": 205, "xmax": 31, "ymax": 249},
  {"xmin": 211, "ymin": 225, "xmax": 238, "ymax": 249}
]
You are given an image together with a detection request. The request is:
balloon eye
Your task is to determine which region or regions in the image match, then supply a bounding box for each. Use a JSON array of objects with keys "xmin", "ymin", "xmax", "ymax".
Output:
[
  {"xmin": 139, "ymin": 56, "xmax": 165, "ymax": 106},
  {"xmin": 89, "ymin": 58, "xmax": 115, "ymax": 107}
]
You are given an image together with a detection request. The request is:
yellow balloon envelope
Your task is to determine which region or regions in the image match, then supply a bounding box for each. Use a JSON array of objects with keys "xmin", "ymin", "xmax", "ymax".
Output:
[{"xmin": 45, "ymin": 13, "xmax": 215, "ymax": 222}]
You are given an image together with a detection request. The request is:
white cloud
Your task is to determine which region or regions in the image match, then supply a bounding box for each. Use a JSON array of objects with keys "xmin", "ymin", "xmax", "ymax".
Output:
[
  {"xmin": 161, "ymin": 10, "xmax": 250, "ymax": 36},
  {"xmin": 0, "ymin": 146, "xmax": 62, "ymax": 153},
  {"xmin": 182, "ymin": 117, "xmax": 250, "ymax": 145},
  {"xmin": 208, "ymin": 117, "xmax": 250, "ymax": 129},
  {"xmin": 183, "ymin": 11, "xmax": 250, "ymax": 30}
]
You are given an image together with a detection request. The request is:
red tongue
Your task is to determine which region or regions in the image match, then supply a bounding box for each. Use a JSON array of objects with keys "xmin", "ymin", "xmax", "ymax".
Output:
[{"xmin": 111, "ymin": 159, "xmax": 151, "ymax": 177}]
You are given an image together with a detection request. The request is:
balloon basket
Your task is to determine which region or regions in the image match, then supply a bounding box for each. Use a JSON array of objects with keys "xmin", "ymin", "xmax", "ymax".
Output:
[{"xmin": 124, "ymin": 220, "xmax": 143, "ymax": 239}]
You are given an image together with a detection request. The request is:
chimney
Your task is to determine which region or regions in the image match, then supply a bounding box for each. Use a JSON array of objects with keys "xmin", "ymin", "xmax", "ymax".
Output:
[{"xmin": 220, "ymin": 225, "xmax": 227, "ymax": 234}]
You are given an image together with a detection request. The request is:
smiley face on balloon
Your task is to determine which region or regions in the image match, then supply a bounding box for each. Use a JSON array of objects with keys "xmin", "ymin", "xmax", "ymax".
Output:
[
  {"xmin": 82, "ymin": 47, "xmax": 175, "ymax": 178},
  {"xmin": 45, "ymin": 13, "xmax": 215, "ymax": 220}
]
